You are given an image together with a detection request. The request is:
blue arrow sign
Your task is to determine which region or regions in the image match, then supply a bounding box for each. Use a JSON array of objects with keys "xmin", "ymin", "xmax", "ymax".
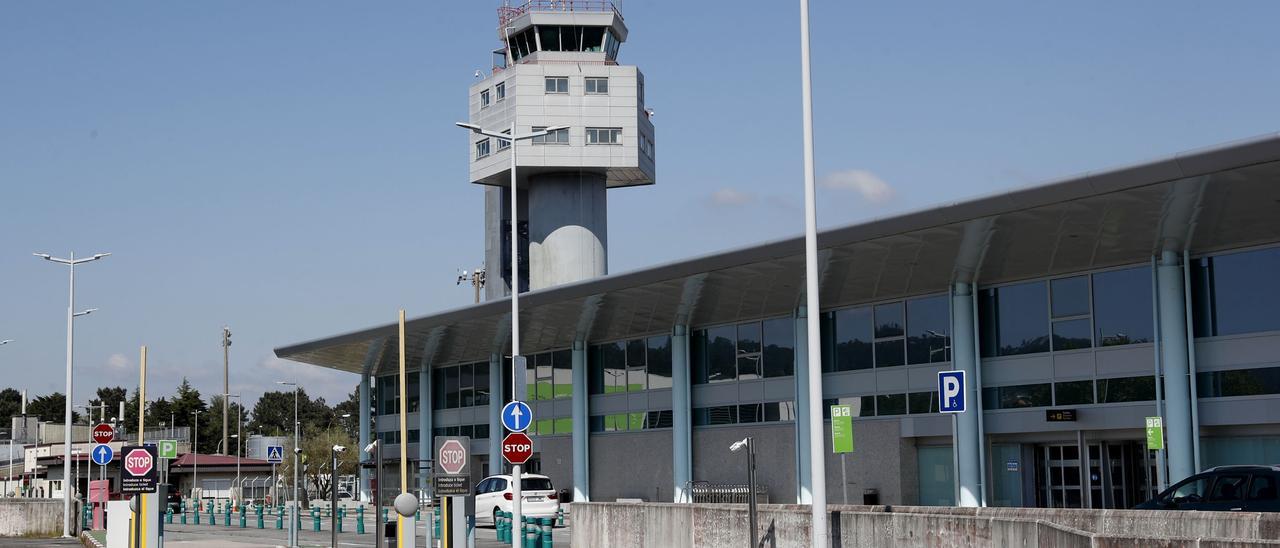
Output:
[
  {"xmin": 501, "ymin": 401, "xmax": 532, "ymax": 433},
  {"xmin": 266, "ymin": 445, "xmax": 284, "ymax": 464},
  {"xmin": 91, "ymin": 444, "xmax": 114, "ymax": 466}
]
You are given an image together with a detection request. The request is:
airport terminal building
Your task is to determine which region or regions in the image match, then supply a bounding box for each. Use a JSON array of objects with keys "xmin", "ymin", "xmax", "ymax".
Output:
[{"xmin": 275, "ymin": 1, "xmax": 1280, "ymax": 512}]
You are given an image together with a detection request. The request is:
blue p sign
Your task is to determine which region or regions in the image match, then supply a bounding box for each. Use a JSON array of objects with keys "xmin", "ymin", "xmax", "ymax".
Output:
[{"xmin": 938, "ymin": 370, "xmax": 966, "ymax": 413}]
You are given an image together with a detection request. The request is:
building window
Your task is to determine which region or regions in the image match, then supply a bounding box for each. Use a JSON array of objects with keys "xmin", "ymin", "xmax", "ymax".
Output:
[
  {"xmin": 694, "ymin": 317, "xmax": 794, "ymax": 384},
  {"xmin": 646, "ymin": 336, "xmax": 673, "ymax": 389},
  {"xmin": 908, "ymin": 391, "xmax": 939, "ymax": 414},
  {"xmin": 585, "ymin": 77, "xmax": 609, "ymax": 95},
  {"xmin": 480, "ymin": 89, "xmax": 491, "ymax": 109},
  {"xmin": 1192, "ymin": 247, "xmax": 1280, "ymax": 337},
  {"xmin": 736, "ymin": 322, "xmax": 762, "ymax": 380},
  {"xmin": 497, "ymin": 130, "xmax": 511, "ymax": 150},
  {"xmin": 639, "ymin": 134, "xmax": 655, "ymax": 160},
  {"xmin": 907, "ymin": 295, "xmax": 951, "ymax": 364},
  {"xmin": 1092, "ymin": 266, "xmax": 1153, "ymax": 346},
  {"xmin": 982, "ymin": 383, "xmax": 1052, "ymax": 409},
  {"xmin": 704, "ymin": 325, "xmax": 736, "ymax": 383},
  {"xmin": 1050, "ymin": 276, "xmax": 1092, "ymax": 351},
  {"xmin": 432, "ymin": 361, "xmax": 489, "ymax": 410},
  {"xmin": 475, "ymin": 139, "xmax": 490, "ymax": 159},
  {"xmin": 979, "ymin": 281, "xmax": 1050, "ymax": 357},
  {"xmin": 585, "ymin": 127, "xmax": 622, "ymax": 145},
  {"xmin": 590, "ymin": 409, "xmax": 673, "ymax": 433},
  {"xmin": 1197, "ymin": 366, "xmax": 1280, "ymax": 398},
  {"xmin": 545, "ymin": 76, "xmax": 569, "ymax": 94},
  {"xmin": 532, "ymin": 126, "xmax": 569, "ymax": 145},
  {"xmin": 873, "ymin": 302, "xmax": 906, "ymax": 367},
  {"xmin": 1096, "ymin": 376, "xmax": 1156, "ymax": 403},
  {"xmin": 830, "ymin": 307, "xmax": 873, "ymax": 371},
  {"xmin": 693, "ymin": 401, "xmax": 794, "ymax": 427},
  {"xmin": 1054, "ymin": 379, "xmax": 1095, "ymax": 405},
  {"xmin": 589, "ymin": 342, "xmax": 626, "ymax": 394},
  {"xmin": 495, "ymin": 82, "xmax": 506, "ymax": 101},
  {"xmin": 762, "ymin": 318, "xmax": 795, "ymax": 378}
]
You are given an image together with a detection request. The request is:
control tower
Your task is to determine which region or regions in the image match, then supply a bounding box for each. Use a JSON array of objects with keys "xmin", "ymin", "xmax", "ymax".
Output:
[{"xmin": 467, "ymin": 0, "xmax": 656, "ymax": 299}]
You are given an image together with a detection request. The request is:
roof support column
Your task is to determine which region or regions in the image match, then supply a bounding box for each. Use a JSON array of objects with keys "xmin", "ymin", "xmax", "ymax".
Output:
[
  {"xmin": 793, "ymin": 306, "xmax": 813, "ymax": 504},
  {"xmin": 359, "ymin": 373, "xmax": 371, "ymax": 502},
  {"xmin": 418, "ymin": 364, "xmax": 432, "ymax": 497},
  {"xmin": 952, "ymin": 282, "xmax": 982, "ymax": 507},
  {"xmin": 571, "ymin": 341, "xmax": 590, "ymax": 501},
  {"xmin": 1158, "ymin": 251, "xmax": 1195, "ymax": 481},
  {"xmin": 671, "ymin": 324, "xmax": 692, "ymax": 502},
  {"xmin": 489, "ymin": 354, "xmax": 503, "ymax": 475}
]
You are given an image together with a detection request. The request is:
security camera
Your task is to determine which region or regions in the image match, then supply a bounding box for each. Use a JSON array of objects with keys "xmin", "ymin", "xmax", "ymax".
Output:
[
  {"xmin": 333, "ymin": 445, "xmax": 346, "ymax": 453},
  {"xmin": 294, "ymin": 447, "xmax": 303, "ymax": 454}
]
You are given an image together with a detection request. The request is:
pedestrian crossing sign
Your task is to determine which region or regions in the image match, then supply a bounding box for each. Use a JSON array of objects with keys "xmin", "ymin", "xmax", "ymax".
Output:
[{"xmin": 267, "ymin": 445, "xmax": 284, "ymax": 464}]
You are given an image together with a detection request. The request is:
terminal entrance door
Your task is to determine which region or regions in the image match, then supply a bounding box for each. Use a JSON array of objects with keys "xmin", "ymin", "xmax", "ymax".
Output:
[{"xmin": 1034, "ymin": 441, "xmax": 1160, "ymax": 509}]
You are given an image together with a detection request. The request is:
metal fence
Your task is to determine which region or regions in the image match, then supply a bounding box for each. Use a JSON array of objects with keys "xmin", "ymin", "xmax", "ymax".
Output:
[{"xmin": 685, "ymin": 481, "xmax": 768, "ymax": 504}]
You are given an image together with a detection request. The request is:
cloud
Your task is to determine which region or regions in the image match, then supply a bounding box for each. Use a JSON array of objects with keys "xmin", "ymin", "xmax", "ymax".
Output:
[
  {"xmin": 106, "ymin": 353, "xmax": 131, "ymax": 370},
  {"xmin": 708, "ymin": 188, "xmax": 755, "ymax": 207},
  {"xmin": 819, "ymin": 170, "xmax": 894, "ymax": 204}
]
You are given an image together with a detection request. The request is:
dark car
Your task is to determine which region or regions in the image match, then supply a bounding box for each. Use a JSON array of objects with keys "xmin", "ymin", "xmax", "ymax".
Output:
[{"xmin": 1135, "ymin": 465, "xmax": 1280, "ymax": 512}]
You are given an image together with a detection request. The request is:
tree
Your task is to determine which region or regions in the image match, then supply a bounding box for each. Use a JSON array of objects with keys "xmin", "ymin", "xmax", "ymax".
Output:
[
  {"xmin": 289, "ymin": 426, "xmax": 356, "ymax": 504},
  {"xmin": 0, "ymin": 388, "xmax": 23, "ymax": 428},
  {"xmin": 332, "ymin": 387, "xmax": 361, "ymax": 441},
  {"xmin": 88, "ymin": 386, "xmax": 127, "ymax": 423},
  {"xmin": 27, "ymin": 393, "xmax": 78, "ymax": 423},
  {"xmin": 203, "ymin": 394, "xmax": 249, "ymax": 455},
  {"xmin": 250, "ymin": 388, "xmax": 335, "ymax": 439}
]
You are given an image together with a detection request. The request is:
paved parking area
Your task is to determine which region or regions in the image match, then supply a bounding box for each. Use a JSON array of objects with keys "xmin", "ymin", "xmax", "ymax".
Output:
[{"xmin": 156, "ymin": 520, "xmax": 571, "ymax": 547}]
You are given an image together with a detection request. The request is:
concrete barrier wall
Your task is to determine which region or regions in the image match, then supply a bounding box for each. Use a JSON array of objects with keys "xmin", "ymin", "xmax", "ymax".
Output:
[
  {"xmin": 572, "ymin": 502, "xmax": 1280, "ymax": 548},
  {"xmin": 0, "ymin": 499, "xmax": 78, "ymax": 537}
]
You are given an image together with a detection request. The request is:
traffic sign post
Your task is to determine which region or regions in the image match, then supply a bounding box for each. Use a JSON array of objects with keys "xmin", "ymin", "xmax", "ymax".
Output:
[
  {"xmin": 830, "ymin": 404, "xmax": 854, "ymax": 504},
  {"xmin": 121, "ymin": 445, "xmax": 158, "ymax": 494},
  {"xmin": 92, "ymin": 423, "xmax": 115, "ymax": 445},
  {"xmin": 266, "ymin": 445, "xmax": 284, "ymax": 464},
  {"xmin": 502, "ymin": 432, "xmax": 533, "ymax": 465},
  {"xmin": 91, "ymin": 444, "xmax": 114, "ymax": 466},
  {"xmin": 432, "ymin": 437, "xmax": 470, "ymax": 548},
  {"xmin": 501, "ymin": 401, "xmax": 532, "ymax": 433},
  {"xmin": 1145, "ymin": 417, "xmax": 1165, "ymax": 450},
  {"xmin": 938, "ymin": 371, "xmax": 966, "ymax": 413},
  {"xmin": 158, "ymin": 440, "xmax": 178, "ymax": 460}
]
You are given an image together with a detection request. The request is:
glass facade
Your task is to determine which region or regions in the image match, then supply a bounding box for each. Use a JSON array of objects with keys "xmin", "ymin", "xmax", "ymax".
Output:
[
  {"xmin": 693, "ymin": 318, "xmax": 793, "ymax": 384},
  {"xmin": 432, "ymin": 424, "xmax": 490, "ymax": 440},
  {"xmin": 591, "ymin": 409, "xmax": 673, "ymax": 433},
  {"xmin": 693, "ymin": 401, "xmax": 795, "ymax": 427},
  {"xmin": 822, "ymin": 294, "xmax": 950, "ymax": 372},
  {"xmin": 1096, "ymin": 376, "xmax": 1156, "ymax": 403},
  {"xmin": 982, "ymin": 383, "xmax": 1052, "ymax": 410},
  {"xmin": 1092, "ymin": 266, "xmax": 1153, "ymax": 346},
  {"xmin": 378, "ymin": 374, "xmax": 420, "ymax": 414},
  {"xmin": 917, "ymin": 446, "xmax": 955, "ymax": 506},
  {"xmin": 980, "ymin": 281, "xmax": 1050, "ymax": 357},
  {"xmin": 1193, "ymin": 247, "xmax": 1280, "ymax": 337},
  {"xmin": 1197, "ymin": 366, "xmax": 1280, "ymax": 398},
  {"xmin": 590, "ymin": 335, "xmax": 671, "ymax": 394},
  {"xmin": 432, "ymin": 362, "xmax": 489, "ymax": 411},
  {"xmin": 526, "ymin": 349, "xmax": 572, "ymax": 401}
]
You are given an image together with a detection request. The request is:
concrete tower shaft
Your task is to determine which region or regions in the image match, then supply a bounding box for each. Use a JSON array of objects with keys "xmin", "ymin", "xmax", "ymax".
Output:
[{"xmin": 469, "ymin": 0, "xmax": 654, "ymax": 298}]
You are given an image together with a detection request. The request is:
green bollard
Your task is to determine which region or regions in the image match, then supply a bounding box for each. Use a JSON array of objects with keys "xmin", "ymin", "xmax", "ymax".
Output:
[
  {"xmin": 166, "ymin": 508, "xmax": 173, "ymax": 524},
  {"xmin": 526, "ymin": 517, "xmax": 537, "ymax": 548},
  {"xmin": 556, "ymin": 508, "xmax": 565, "ymax": 527},
  {"xmin": 225, "ymin": 505, "xmax": 232, "ymax": 527},
  {"xmin": 207, "ymin": 501, "xmax": 215, "ymax": 526},
  {"xmin": 182, "ymin": 504, "xmax": 188, "ymax": 525},
  {"xmin": 497, "ymin": 511, "xmax": 506, "ymax": 543},
  {"xmin": 239, "ymin": 505, "xmax": 247, "ymax": 528},
  {"xmin": 382, "ymin": 507, "xmax": 388, "ymax": 524},
  {"xmin": 276, "ymin": 509, "xmax": 283, "ymax": 530},
  {"xmin": 540, "ymin": 517, "xmax": 553, "ymax": 548},
  {"xmin": 336, "ymin": 507, "xmax": 344, "ymax": 533},
  {"xmin": 256, "ymin": 506, "xmax": 264, "ymax": 529},
  {"xmin": 356, "ymin": 506, "xmax": 365, "ymax": 535},
  {"xmin": 312, "ymin": 508, "xmax": 320, "ymax": 532}
]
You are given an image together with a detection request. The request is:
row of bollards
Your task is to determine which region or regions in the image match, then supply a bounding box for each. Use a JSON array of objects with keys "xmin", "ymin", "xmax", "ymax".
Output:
[{"xmin": 494, "ymin": 511, "xmax": 555, "ymax": 547}]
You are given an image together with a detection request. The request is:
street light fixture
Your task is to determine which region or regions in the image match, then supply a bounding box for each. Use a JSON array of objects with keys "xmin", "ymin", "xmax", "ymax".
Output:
[
  {"xmin": 0, "ymin": 340, "xmax": 12, "ymax": 346},
  {"xmin": 364, "ymin": 439, "xmax": 384, "ymax": 548},
  {"xmin": 730, "ymin": 437, "xmax": 759, "ymax": 548},
  {"xmin": 34, "ymin": 250, "xmax": 109, "ymax": 538},
  {"xmin": 330, "ymin": 444, "xmax": 346, "ymax": 548},
  {"xmin": 454, "ymin": 121, "xmax": 566, "ymax": 535},
  {"xmin": 277, "ymin": 380, "xmax": 300, "ymax": 548}
]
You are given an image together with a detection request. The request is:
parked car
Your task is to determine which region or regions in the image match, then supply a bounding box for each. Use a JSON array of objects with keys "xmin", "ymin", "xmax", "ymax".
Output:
[
  {"xmin": 474, "ymin": 474, "xmax": 560, "ymax": 526},
  {"xmin": 1135, "ymin": 465, "xmax": 1280, "ymax": 512}
]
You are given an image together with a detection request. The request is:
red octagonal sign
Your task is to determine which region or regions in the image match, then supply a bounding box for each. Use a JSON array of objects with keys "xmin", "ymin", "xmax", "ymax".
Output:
[
  {"xmin": 124, "ymin": 448, "xmax": 154, "ymax": 476},
  {"xmin": 502, "ymin": 432, "xmax": 533, "ymax": 465},
  {"xmin": 438, "ymin": 439, "xmax": 467, "ymax": 475},
  {"xmin": 92, "ymin": 423, "xmax": 115, "ymax": 445}
]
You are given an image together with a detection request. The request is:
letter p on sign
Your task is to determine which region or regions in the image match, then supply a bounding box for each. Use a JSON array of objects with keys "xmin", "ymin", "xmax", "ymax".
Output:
[{"xmin": 938, "ymin": 370, "xmax": 966, "ymax": 413}]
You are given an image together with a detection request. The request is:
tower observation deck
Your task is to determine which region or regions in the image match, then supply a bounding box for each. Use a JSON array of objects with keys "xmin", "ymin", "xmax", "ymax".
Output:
[{"xmin": 467, "ymin": 0, "xmax": 656, "ymax": 299}]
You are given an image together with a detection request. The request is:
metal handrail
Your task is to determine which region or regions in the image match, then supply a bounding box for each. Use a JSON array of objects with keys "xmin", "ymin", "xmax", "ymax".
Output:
[{"xmin": 500, "ymin": 0, "xmax": 621, "ymax": 27}]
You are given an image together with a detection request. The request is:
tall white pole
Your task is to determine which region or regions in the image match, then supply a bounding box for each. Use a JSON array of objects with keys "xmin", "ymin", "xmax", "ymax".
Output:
[
  {"xmin": 508, "ymin": 120, "xmax": 523, "ymax": 545},
  {"xmin": 291, "ymin": 386, "xmax": 299, "ymax": 548},
  {"xmin": 798, "ymin": 1, "xmax": 828, "ymax": 545},
  {"xmin": 62, "ymin": 254, "xmax": 75, "ymax": 537}
]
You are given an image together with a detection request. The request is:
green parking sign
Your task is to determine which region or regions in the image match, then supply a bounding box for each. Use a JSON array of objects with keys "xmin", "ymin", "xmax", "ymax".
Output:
[
  {"xmin": 158, "ymin": 439, "xmax": 178, "ymax": 459},
  {"xmin": 831, "ymin": 405, "xmax": 854, "ymax": 454},
  {"xmin": 1145, "ymin": 417, "xmax": 1164, "ymax": 450}
]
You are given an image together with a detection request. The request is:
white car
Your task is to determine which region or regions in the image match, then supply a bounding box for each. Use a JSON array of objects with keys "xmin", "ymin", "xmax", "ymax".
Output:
[{"xmin": 474, "ymin": 474, "xmax": 560, "ymax": 526}]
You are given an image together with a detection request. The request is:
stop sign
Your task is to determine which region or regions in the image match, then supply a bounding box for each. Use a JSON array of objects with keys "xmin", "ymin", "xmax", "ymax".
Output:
[
  {"xmin": 438, "ymin": 439, "xmax": 467, "ymax": 475},
  {"xmin": 92, "ymin": 423, "xmax": 115, "ymax": 444},
  {"xmin": 502, "ymin": 432, "xmax": 533, "ymax": 465},
  {"xmin": 124, "ymin": 448, "xmax": 154, "ymax": 477}
]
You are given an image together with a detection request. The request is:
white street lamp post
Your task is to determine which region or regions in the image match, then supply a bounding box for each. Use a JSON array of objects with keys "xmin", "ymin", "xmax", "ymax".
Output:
[
  {"xmin": 34, "ymin": 251, "xmax": 108, "ymax": 537},
  {"xmin": 277, "ymin": 381, "xmax": 300, "ymax": 548},
  {"xmin": 455, "ymin": 121, "xmax": 565, "ymax": 543},
  {"xmin": 226, "ymin": 394, "xmax": 242, "ymax": 507},
  {"xmin": 796, "ymin": 1, "xmax": 828, "ymax": 545}
]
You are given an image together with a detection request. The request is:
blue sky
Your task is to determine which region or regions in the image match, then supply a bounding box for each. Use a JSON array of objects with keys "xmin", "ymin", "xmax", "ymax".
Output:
[{"xmin": 2, "ymin": 1, "xmax": 1277, "ymax": 409}]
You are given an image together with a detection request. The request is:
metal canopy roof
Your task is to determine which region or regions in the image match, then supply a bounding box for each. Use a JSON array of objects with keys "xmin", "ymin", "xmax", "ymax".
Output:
[{"xmin": 275, "ymin": 134, "xmax": 1280, "ymax": 376}]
